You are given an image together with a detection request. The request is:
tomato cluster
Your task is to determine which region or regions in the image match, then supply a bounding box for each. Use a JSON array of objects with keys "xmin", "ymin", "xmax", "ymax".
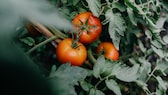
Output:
[{"xmin": 56, "ymin": 12, "xmax": 119, "ymax": 66}]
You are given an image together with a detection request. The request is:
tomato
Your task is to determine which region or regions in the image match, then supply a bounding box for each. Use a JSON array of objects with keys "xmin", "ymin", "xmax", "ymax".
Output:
[
  {"xmin": 72, "ymin": 12, "xmax": 102, "ymax": 44},
  {"xmin": 96, "ymin": 42, "xmax": 119, "ymax": 60},
  {"xmin": 56, "ymin": 38, "xmax": 87, "ymax": 66}
]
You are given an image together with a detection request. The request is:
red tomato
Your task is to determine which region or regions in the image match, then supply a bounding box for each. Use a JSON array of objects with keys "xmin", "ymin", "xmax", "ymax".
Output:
[
  {"xmin": 96, "ymin": 42, "xmax": 119, "ymax": 60},
  {"xmin": 56, "ymin": 38, "xmax": 87, "ymax": 66},
  {"xmin": 72, "ymin": 12, "xmax": 102, "ymax": 44}
]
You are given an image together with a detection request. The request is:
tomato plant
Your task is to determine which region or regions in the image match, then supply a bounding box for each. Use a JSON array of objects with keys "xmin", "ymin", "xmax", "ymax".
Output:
[
  {"xmin": 2, "ymin": 0, "xmax": 168, "ymax": 95},
  {"xmin": 96, "ymin": 42, "xmax": 119, "ymax": 60},
  {"xmin": 72, "ymin": 12, "xmax": 102, "ymax": 44},
  {"xmin": 56, "ymin": 38, "xmax": 87, "ymax": 66}
]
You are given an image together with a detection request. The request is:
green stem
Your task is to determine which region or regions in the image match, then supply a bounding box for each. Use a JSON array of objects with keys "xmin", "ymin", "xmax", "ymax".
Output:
[
  {"xmin": 95, "ymin": 77, "xmax": 107, "ymax": 89},
  {"xmin": 48, "ymin": 27, "xmax": 68, "ymax": 39},
  {"xmin": 87, "ymin": 48, "xmax": 97, "ymax": 64},
  {"xmin": 145, "ymin": 67, "xmax": 156, "ymax": 83},
  {"xmin": 26, "ymin": 36, "xmax": 57, "ymax": 55}
]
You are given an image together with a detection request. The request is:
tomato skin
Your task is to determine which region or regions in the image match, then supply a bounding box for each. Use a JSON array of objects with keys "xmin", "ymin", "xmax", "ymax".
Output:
[
  {"xmin": 72, "ymin": 12, "xmax": 102, "ymax": 44},
  {"xmin": 96, "ymin": 42, "xmax": 119, "ymax": 60},
  {"xmin": 56, "ymin": 38, "xmax": 87, "ymax": 66}
]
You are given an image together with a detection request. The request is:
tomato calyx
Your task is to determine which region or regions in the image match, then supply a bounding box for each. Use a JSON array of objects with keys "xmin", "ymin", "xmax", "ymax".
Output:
[{"xmin": 77, "ymin": 18, "xmax": 97, "ymax": 33}]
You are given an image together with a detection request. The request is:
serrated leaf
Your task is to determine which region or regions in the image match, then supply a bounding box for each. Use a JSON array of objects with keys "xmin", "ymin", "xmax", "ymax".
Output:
[
  {"xmin": 156, "ymin": 76, "xmax": 168, "ymax": 90},
  {"xmin": 113, "ymin": 64, "xmax": 140, "ymax": 82},
  {"xmin": 20, "ymin": 37, "xmax": 35, "ymax": 46},
  {"xmin": 105, "ymin": 10, "xmax": 126, "ymax": 50},
  {"xmin": 127, "ymin": 8, "xmax": 137, "ymax": 26},
  {"xmin": 86, "ymin": 0, "xmax": 101, "ymax": 17},
  {"xmin": 48, "ymin": 64, "xmax": 88, "ymax": 95},
  {"xmin": 138, "ymin": 40, "xmax": 146, "ymax": 53},
  {"xmin": 49, "ymin": 63, "xmax": 88, "ymax": 85},
  {"xmin": 105, "ymin": 79, "xmax": 122, "ymax": 95},
  {"xmin": 93, "ymin": 56, "xmax": 106, "ymax": 78}
]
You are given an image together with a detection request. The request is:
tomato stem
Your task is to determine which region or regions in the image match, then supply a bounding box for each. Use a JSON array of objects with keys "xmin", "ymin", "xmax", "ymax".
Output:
[
  {"xmin": 26, "ymin": 36, "xmax": 58, "ymax": 55},
  {"xmin": 87, "ymin": 48, "xmax": 97, "ymax": 64},
  {"xmin": 48, "ymin": 26, "xmax": 68, "ymax": 39}
]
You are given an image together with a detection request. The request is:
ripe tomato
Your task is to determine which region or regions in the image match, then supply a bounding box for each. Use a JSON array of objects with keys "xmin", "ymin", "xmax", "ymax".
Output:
[
  {"xmin": 56, "ymin": 38, "xmax": 87, "ymax": 66},
  {"xmin": 72, "ymin": 12, "xmax": 102, "ymax": 44},
  {"xmin": 96, "ymin": 42, "xmax": 119, "ymax": 60}
]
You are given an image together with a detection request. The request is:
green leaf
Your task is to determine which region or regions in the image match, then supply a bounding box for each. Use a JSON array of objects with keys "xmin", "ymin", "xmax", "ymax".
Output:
[
  {"xmin": 105, "ymin": 79, "xmax": 122, "ymax": 95},
  {"xmin": 72, "ymin": 0, "xmax": 80, "ymax": 6},
  {"xmin": 20, "ymin": 37, "xmax": 35, "ymax": 46},
  {"xmin": 89, "ymin": 88, "xmax": 105, "ymax": 95},
  {"xmin": 113, "ymin": 64, "xmax": 140, "ymax": 82},
  {"xmin": 93, "ymin": 56, "xmax": 106, "ymax": 78},
  {"xmin": 48, "ymin": 64, "xmax": 88, "ymax": 95},
  {"xmin": 127, "ymin": 8, "xmax": 137, "ymax": 26},
  {"xmin": 138, "ymin": 57, "xmax": 151, "ymax": 81},
  {"xmin": 151, "ymin": 45, "xmax": 164, "ymax": 58},
  {"xmin": 79, "ymin": 80, "xmax": 93, "ymax": 92},
  {"xmin": 162, "ymin": 35, "xmax": 168, "ymax": 44},
  {"xmin": 95, "ymin": 90, "xmax": 105, "ymax": 95},
  {"xmin": 155, "ymin": 60, "xmax": 168, "ymax": 76},
  {"xmin": 89, "ymin": 88, "xmax": 95, "ymax": 95},
  {"xmin": 112, "ymin": 2, "xmax": 126, "ymax": 12},
  {"xmin": 124, "ymin": 0, "xmax": 138, "ymax": 12},
  {"xmin": 156, "ymin": 76, "xmax": 168, "ymax": 90},
  {"xmin": 105, "ymin": 10, "xmax": 126, "ymax": 50},
  {"xmin": 156, "ymin": 84, "xmax": 167, "ymax": 95},
  {"xmin": 86, "ymin": 0, "xmax": 101, "ymax": 17},
  {"xmin": 138, "ymin": 40, "xmax": 146, "ymax": 53},
  {"xmin": 161, "ymin": 0, "xmax": 168, "ymax": 11}
]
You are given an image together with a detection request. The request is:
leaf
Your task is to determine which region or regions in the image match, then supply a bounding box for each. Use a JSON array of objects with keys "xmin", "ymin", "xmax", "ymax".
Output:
[
  {"xmin": 155, "ymin": 60, "xmax": 168, "ymax": 76},
  {"xmin": 112, "ymin": 2, "xmax": 126, "ymax": 12},
  {"xmin": 48, "ymin": 64, "xmax": 88, "ymax": 95},
  {"xmin": 95, "ymin": 90, "xmax": 105, "ymax": 95},
  {"xmin": 127, "ymin": 8, "xmax": 137, "ymax": 26},
  {"xmin": 53, "ymin": 63, "xmax": 88, "ymax": 85},
  {"xmin": 156, "ymin": 84, "xmax": 167, "ymax": 95},
  {"xmin": 156, "ymin": 76, "xmax": 168, "ymax": 90},
  {"xmin": 89, "ymin": 88, "xmax": 105, "ymax": 95},
  {"xmin": 138, "ymin": 57, "xmax": 151, "ymax": 81},
  {"xmin": 163, "ymin": 35, "xmax": 168, "ymax": 44},
  {"xmin": 89, "ymin": 88, "xmax": 95, "ymax": 95},
  {"xmin": 156, "ymin": 17, "xmax": 167, "ymax": 29},
  {"xmin": 86, "ymin": 0, "xmax": 101, "ymax": 17},
  {"xmin": 113, "ymin": 64, "xmax": 140, "ymax": 82},
  {"xmin": 20, "ymin": 37, "xmax": 35, "ymax": 46},
  {"xmin": 93, "ymin": 56, "xmax": 106, "ymax": 78},
  {"xmin": 138, "ymin": 40, "xmax": 146, "ymax": 53},
  {"xmin": 79, "ymin": 80, "xmax": 93, "ymax": 92},
  {"xmin": 105, "ymin": 10, "xmax": 126, "ymax": 50},
  {"xmin": 151, "ymin": 45, "xmax": 164, "ymax": 58},
  {"xmin": 105, "ymin": 79, "xmax": 122, "ymax": 95}
]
